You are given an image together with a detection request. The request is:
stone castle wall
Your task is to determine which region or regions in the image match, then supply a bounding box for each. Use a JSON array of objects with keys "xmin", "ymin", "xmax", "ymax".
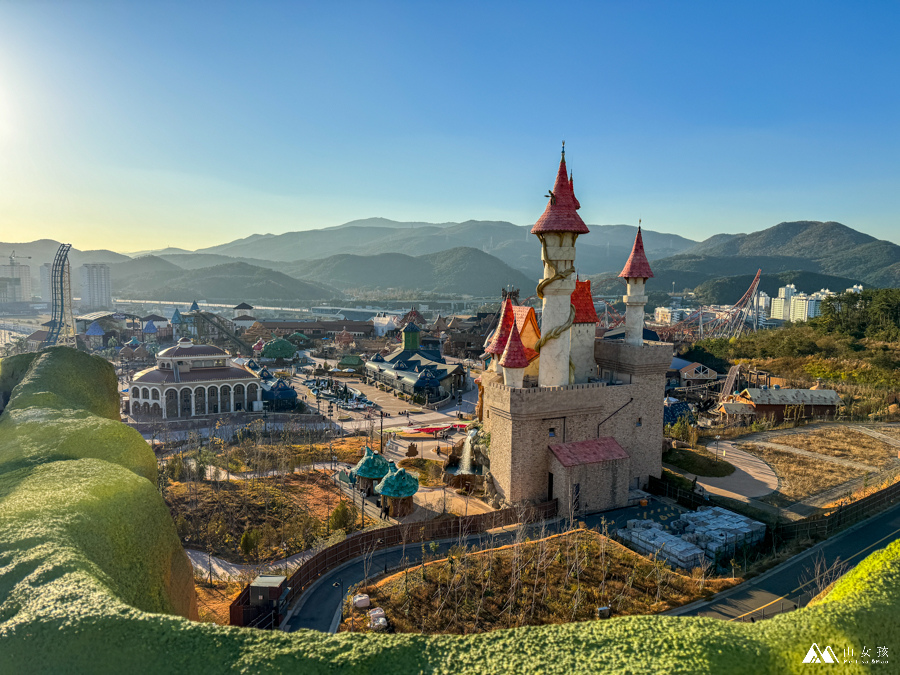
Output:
[{"xmin": 483, "ymin": 338, "xmax": 671, "ymax": 506}]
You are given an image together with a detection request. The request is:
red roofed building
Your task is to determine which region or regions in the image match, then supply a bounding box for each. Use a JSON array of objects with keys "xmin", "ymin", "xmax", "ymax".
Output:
[
  {"xmin": 548, "ymin": 437, "xmax": 630, "ymax": 513},
  {"xmin": 620, "ymin": 226, "xmax": 653, "ymax": 347},
  {"xmin": 485, "ymin": 297, "xmax": 515, "ymax": 367},
  {"xmin": 499, "ymin": 322, "xmax": 529, "ymax": 387},
  {"xmin": 532, "ymin": 144, "xmax": 589, "ymax": 388},
  {"xmin": 570, "ymin": 279, "xmax": 599, "ymax": 382},
  {"xmin": 571, "ymin": 279, "xmax": 598, "ymax": 324},
  {"xmin": 531, "ymin": 145, "xmax": 589, "ymax": 235},
  {"xmin": 619, "ymin": 227, "xmax": 654, "ymax": 280},
  {"xmin": 475, "ymin": 147, "xmax": 673, "ymax": 517}
]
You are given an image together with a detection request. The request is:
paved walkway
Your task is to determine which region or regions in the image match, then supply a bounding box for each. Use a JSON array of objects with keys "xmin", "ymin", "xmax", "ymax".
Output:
[{"xmin": 666, "ymin": 441, "xmax": 778, "ymax": 501}]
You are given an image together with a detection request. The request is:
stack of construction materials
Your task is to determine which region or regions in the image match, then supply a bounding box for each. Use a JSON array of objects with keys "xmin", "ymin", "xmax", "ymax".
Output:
[
  {"xmin": 616, "ymin": 520, "xmax": 705, "ymax": 570},
  {"xmin": 670, "ymin": 506, "xmax": 766, "ymax": 562}
]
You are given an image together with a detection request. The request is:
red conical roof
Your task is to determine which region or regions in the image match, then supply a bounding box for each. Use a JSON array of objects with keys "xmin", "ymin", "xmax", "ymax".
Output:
[
  {"xmin": 486, "ymin": 297, "xmax": 515, "ymax": 355},
  {"xmin": 531, "ymin": 147, "xmax": 590, "ymax": 235},
  {"xmin": 571, "ymin": 279, "xmax": 599, "ymax": 324},
  {"xmin": 499, "ymin": 321, "xmax": 529, "ymax": 369},
  {"xmin": 619, "ymin": 226, "xmax": 654, "ymax": 279}
]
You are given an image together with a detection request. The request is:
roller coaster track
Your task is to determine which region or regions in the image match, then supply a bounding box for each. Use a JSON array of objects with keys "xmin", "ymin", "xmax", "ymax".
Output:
[
  {"xmin": 719, "ymin": 364, "xmax": 742, "ymax": 402},
  {"xmin": 656, "ymin": 269, "xmax": 762, "ymax": 343},
  {"xmin": 45, "ymin": 244, "xmax": 76, "ymax": 347},
  {"xmin": 188, "ymin": 311, "xmax": 252, "ymax": 354}
]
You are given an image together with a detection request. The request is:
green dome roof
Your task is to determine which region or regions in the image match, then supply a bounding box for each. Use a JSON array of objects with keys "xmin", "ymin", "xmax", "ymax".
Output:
[
  {"xmin": 262, "ymin": 337, "xmax": 295, "ymax": 359},
  {"xmin": 375, "ymin": 462, "xmax": 419, "ymax": 498},
  {"xmin": 351, "ymin": 446, "xmax": 390, "ymax": 480}
]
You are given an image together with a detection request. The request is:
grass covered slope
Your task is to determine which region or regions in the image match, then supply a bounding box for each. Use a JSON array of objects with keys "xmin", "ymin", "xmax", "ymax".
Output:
[{"xmin": 1, "ymin": 347, "xmax": 899, "ymax": 673}]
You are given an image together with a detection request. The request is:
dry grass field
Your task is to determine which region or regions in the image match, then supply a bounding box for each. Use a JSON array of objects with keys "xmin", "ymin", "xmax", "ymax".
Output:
[
  {"xmin": 876, "ymin": 425, "xmax": 900, "ymax": 441},
  {"xmin": 195, "ymin": 578, "xmax": 245, "ymax": 624},
  {"xmin": 769, "ymin": 427, "xmax": 894, "ymax": 468},
  {"xmin": 339, "ymin": 529, "xmax": 739, "ymax": 634},
  {"xmin": 165, "ymin": 470, "xmax": 354, "ymax": 563},
  {"xmin": 738, "ymin": 443, "xmax": 868, "ymax": 507}
]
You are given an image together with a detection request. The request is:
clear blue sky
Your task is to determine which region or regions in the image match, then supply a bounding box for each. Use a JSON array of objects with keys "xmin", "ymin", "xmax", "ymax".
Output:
[{"xmin": 1, "ymin": 1, "xmax": 898, "ymax": 251}]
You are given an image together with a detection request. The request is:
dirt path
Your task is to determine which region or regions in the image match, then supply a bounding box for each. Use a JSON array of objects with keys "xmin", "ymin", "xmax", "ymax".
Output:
[{"xmin": 740, "ymin": 440, "xmax": 879, "ymax": 472}]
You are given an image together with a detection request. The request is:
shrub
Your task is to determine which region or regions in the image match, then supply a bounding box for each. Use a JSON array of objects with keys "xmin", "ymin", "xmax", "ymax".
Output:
[{"xmin": 328, "ymin": 500, "xmax": 358, "ymax": 533}]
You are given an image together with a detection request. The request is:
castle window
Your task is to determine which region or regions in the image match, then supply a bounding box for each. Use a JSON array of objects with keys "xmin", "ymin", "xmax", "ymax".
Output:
[{"xmin": 549, "ymin": 428, "xmax": 556, "ymax": 438}]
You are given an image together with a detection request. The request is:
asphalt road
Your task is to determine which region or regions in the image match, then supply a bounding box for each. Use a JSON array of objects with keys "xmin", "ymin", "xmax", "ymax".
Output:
[
  {"xmin": 670, "ymin": 500, "xmax": 900, "ymax": 621},
  {"xmin": 284, "ymin": 498, "xmax": 683, "ymax": 633}
]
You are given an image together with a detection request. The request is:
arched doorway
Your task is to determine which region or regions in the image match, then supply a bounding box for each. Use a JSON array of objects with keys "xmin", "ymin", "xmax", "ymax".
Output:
[
  {"xmin": 142, "ymin": 402, "xmax": 151, "ymax": 416},
  {"xmin": 208, "ymin": 386, "xmax": 219, "ymax": 414},
  {"xmin": 150, "ymin": 403, "xmax": 161, "ymax": 417},
  {"xmin": 247, "ymin": 383, "xmax": 258, "ymax": 410},
  {"xmin": 233, "ymin": 384, "xmax": 245, "ymax": 412},
  {"xmin": 220, "ymin": 385, "xmax": 232, "ymax": 413},
  {"xmin": 194, "ymin": 387, "xmax": 206, "ymax": 416},
  {"xmin": 165, "ymin": 390, "xmax": 178, "ymax": 418},
  {"xmin": 180, "ymin": 388, "xmax": 192, "ymax": 417}
]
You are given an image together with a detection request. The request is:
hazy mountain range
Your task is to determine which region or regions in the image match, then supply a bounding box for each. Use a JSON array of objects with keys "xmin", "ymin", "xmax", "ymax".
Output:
[{"xmin": 2, "ymin": 218, "xmax": 898, "ymax": 304}]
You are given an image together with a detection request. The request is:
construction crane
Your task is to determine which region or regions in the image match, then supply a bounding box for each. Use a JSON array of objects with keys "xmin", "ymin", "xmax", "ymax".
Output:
[{"xmin": 9, "ymin": 250, "xmax": 32, "ymax": 266}]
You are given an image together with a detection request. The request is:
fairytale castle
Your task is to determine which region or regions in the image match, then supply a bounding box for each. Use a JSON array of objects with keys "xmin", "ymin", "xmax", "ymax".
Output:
[{"xmin": 478, "ymin": 146, "xmax": 672, "ymax": 514}]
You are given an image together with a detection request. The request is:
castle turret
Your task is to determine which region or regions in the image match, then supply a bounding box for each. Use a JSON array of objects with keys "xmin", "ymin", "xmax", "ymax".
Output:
[
  {"xmin": 485, "ymin": 297, "xmax": 515, "ymax": 373},
  {"xmin": 532, "ymin": 144, "xmax": 589, "ymax": 387},
  {"xmin": 499, "ymin": 321, "xmax": 528, "ymax": 388},
  {"xmin": 569, "ymin": 279, "xmax": 598, "ymax": 383},
  {"xmin": 618, "ymin": 226, "xmax": 654, "ymax": 347}
]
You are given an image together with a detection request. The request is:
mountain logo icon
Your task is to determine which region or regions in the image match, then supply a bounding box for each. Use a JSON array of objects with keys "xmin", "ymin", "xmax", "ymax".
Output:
[{"xmin": 802, "ymin": 643, "xmax": 839, "ymax": 663}]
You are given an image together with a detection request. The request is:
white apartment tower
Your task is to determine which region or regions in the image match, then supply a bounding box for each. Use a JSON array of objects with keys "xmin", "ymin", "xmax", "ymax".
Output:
[{"xmin": 80, "ymin": 264, "xmax": 112, "ymax": 310}]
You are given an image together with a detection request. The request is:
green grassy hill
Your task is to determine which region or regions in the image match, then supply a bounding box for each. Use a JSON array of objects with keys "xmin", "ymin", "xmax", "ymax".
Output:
[{"xmin": 1, "ymin": 346, "xmax": 899, "ymax": 673}]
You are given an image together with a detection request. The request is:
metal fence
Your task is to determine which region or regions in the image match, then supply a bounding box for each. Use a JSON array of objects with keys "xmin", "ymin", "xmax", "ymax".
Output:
[
  {"xmin": 229, "ymin": 499, "xmax": 558, "ymax": 627},
  {"xmin": 773, "ymin": 477, "xmax": 900, "ymax": 544},
  {"xmin": 646, "ymin": 475, "xmax": 712, "ymax": 511}
]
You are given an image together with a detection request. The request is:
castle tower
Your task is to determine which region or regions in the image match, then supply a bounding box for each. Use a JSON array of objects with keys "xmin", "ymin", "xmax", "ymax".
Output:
[
  {"xmin": 485, "ymin": 297, "xmax": 515, "ymax": 373},
  {"xmin": 531, "ymin": 144, "xmax": 590, "ymax": 387},
  {"xmin": 499, "ymin": 321, "xmax": 528, "ymax": 388},
  {"xmin": 619, "ymin": 226, "xmax": 654, "ymax": 347},
  {"xmin": 569, "ymin": 279, "xmax": 599, "ymax": 383}
]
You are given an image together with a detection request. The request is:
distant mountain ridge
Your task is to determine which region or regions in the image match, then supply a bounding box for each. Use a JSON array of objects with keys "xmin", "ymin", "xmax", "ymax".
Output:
[
  {"xmin": 589, "ymin": 220, "xmax": 899, "ymax": 303},
  {"xmin": 680, "ymin": 221, "xmax": 900, "ymax": 288},
  {"xmin": 288, "ymin": 247, "xmax": 537, "ymax": 296},
  {"xmin": 187, "ymin": 218, "xmax": 697, "ymax": 277},
  {"xmin": 113, "ymin": 262, "xmax": 338, "ymax": 304}
]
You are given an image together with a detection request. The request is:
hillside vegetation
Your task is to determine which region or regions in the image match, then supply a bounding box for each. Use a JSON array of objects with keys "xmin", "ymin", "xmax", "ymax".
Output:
[
  {"xmin": 114, "ymin": 262, "xmax": 338, "ymax": 303},
  {"xmin": 289, "ymin": 247, "xmax": 537, "ymax": 296},
  {"xmin": 683, "ymin": 288, "xmax": 900, "ymax": 414},
  {"xmin": 1, "ymin": 347, "xmax": 900, "ymax": 673}
]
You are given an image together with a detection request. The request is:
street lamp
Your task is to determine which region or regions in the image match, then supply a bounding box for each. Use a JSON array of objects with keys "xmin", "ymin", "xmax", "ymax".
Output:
[
  {"xmin": 715, "ymin": 435, "xmax": 721, "ymax": 462},
  {"xmin": 332, "ymin": 578, "xmax": 349, "ymax": 632}
]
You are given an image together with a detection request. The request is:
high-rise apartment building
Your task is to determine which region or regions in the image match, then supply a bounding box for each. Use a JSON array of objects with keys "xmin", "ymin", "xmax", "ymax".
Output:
[
  {"xmin": 40, "ymin": 262, "xmax": 53, "ymax": 301},
  {"xmin": 79, "ymin": 264, "xmax": 112, "ymax": 310},
  {"xmin": 0, "ymin": 261, "xmax": 32, "ymax": 302}
]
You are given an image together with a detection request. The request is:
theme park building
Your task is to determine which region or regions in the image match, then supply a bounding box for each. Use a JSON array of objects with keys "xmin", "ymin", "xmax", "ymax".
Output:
[{"xmin": 479, "ymin": 147, "xmax": 671, "ymax": 515}]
